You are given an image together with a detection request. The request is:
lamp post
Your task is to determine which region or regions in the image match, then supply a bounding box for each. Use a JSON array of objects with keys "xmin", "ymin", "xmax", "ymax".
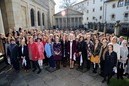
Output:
[{"xmin": 61, "ymin": 10, "xmax": 66, "ymax": 29}]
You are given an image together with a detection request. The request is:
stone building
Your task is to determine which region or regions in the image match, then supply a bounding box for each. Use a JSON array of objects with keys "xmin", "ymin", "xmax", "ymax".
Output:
[
  {"xmin": 0, "ymin": 0, "xmax": 55, "ymax": 34},
  {"xmin": 54, "ymin": 9, "xmax": 83, "ymax": 29},
  {"xmin": 71, "ymin": 0, "xmax": 129, "ymax": 24}
]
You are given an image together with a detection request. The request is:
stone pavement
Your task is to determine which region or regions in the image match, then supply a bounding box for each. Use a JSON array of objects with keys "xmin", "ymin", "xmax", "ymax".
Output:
[{"xmin": 0, "ymin": 67, "xmax": 107, "ymax": 86}]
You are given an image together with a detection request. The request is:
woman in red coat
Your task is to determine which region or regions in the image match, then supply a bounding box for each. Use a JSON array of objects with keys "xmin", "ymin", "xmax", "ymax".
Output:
[{"xmin": 28, "ymin": 36, "xmax": 41, "ymax": 74}]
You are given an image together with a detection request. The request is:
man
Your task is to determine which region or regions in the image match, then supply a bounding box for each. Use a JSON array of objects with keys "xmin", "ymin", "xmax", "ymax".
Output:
[{"xmin": 7, "ymin": 38, "xmax": 20, "ymax": 72}]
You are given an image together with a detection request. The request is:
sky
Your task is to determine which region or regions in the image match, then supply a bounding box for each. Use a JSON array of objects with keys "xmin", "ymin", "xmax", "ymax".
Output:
[{"xmin": 54, "ymin": 0, "xmax": 83, "ymax": 13}]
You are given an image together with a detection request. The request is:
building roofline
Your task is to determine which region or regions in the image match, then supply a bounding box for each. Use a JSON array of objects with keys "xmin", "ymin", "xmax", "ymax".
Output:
[{"xmin": 54, "ymin": 8, "xmax": 83, "ymax": 16}]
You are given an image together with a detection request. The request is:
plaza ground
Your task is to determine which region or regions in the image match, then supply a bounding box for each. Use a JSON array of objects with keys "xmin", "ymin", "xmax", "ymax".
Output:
[{"xmin": 0, "ymin": 66, "xmax": 107, "ymax": 86}]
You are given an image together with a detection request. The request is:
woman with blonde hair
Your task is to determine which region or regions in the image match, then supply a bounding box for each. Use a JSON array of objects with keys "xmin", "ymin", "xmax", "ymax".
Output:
[
  {"xmin": 67, "ymin": 33, "xmax": 76, "ymax": 69},
  {"xmin": 19, "ymin": 39, "xmax": 30, "ymax": 72}
]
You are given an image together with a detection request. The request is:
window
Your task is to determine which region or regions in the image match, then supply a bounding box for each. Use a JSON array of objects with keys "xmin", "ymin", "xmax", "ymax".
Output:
[
  {"xmin": 87, "ymin": 1, "xmax": 89, "ymax": 6},
  {"xmin": 30, "ymin": 8, "xmax": 35, "ymax": 26},
  {"xmin": 93, "ymin": 0, "xmax": 95, "ymax": 4},
  {"xmin": 93, "ymin": 17, "xmax": 95, "ymax": 20},
  {"xmin": 87, "ymin": 10, "xmax": 89, "ymax": 13},
  {"xmin": 100, "ymin": 6, "xmax": 102, "ymax": 11},
  {"xmin": 111, "ymin": 14, "xmax": 115, "ymax": 20},
  {"xmin": 42, "ymin": 13, "xmax": 45, "ymax": 25},
  {"xmin": 112, "ymin": 4, "xmax": 116, "ymax": 8},
  {"xmin": 125, "ymin": 0, "xmax": 129, "ymax": 6},
  {"xmin": 93, "ymin": 8, "xmax": 95, "ymax": 12},
  {"xmin": 37, "ymin": 11, "xmax": 41, "ymax": 26},
  {"xmin": 100, "ymin": 16, "xmax": 102, "ymax": 19},
  {"xmin": 87, "ymin": 17, "xmax": 89, "ymax": 20},
  {"xmin": 124, "ymin": 13, "xmax": 129, "ymax": 18},
  {"xmin": 118, "ymin": 0, "xmax": 124, "ymax": 7}
]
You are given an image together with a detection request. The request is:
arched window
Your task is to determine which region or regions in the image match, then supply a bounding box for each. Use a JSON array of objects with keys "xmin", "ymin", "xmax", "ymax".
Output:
[
  {"xmin": 30, "ymin": 8, "xmax": 35, "ymax": 26},
  {"xmin": 118, "ymin": 0, "xmax": 124, "ymax": 7},
  {"xmin": 37, "ymin": 11, "xmax": 41, "ymax": 26},
  {"xmin": 42, "ymin": 13, "xmax": 45, "ymax": 25}
]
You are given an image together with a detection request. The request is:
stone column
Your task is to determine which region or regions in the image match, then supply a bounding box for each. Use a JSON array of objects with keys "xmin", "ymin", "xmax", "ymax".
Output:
[
  {"xmin": 0, "ymin": 9, "xmax": 5, "ymax": 34},
  {"xmin": 70, "ymin": 18, "xmax": 71, "ymax": 28},
  {"xmin": 77, "ymin": 17, "xmax": 79, "ymax": 28},
  {"xmin": 5, "ymin": 0, "xmax": 22, "ymax": 30},
  {"xmin": 73, "ymin": 17, "xmax": 75, "ymax": 28},
  {"xmin": 27, "ymin": 2, "xmax": 31, "ymax": 28},
  {"xmin": 62, "ymin": 17, "xmax": 63, "ymax": 29},
  {"xmin": 35, "ymin": 7, "xmax": 38, "ymax": 28}
]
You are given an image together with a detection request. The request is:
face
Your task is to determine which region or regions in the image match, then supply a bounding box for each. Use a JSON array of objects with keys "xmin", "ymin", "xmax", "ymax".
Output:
[
  {"xmin": 21, "ymin": 40, "xmax": 25, "ymax": 45},
  {"xmin": 29, "ymin": 37, "xmax": 33, "ymax": 43},
  {"xmin": 108, "ymin": 45, "xmax": 113, "ymax": 51},
  {"xmin": 55, "ymin": 37, "xmax": 59, "ymax": 43},
  {"xmin": 95, "ymin": 39, "xmax": 99, "ymax": 44},
  {"xmin": 102, "ymin": 39, "xmax": 107, "ymax": 45},
  {"xmin": 112, "ymin": 38, "xmax": 117, "ymax": 43},
  {"xmin": 37, "ymin": 39, "xmax": 41, "ymax": 42}
]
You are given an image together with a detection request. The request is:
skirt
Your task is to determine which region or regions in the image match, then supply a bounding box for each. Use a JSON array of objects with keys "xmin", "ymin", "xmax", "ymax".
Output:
[{"xmin": 90, "ymin": 55, "xmax": 100, "ymax": 63}]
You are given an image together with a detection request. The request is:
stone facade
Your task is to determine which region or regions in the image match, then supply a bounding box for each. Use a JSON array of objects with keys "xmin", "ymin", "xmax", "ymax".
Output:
[
  {"xmin": 54, "ymin": 9, "xmax": 83, "ymax": 29},
  {"xmin": 0, "ymin": 0, "xmax": 55, "ymax": 34}
]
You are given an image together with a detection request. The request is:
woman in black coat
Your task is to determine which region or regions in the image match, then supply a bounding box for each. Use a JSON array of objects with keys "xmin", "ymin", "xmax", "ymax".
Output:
[
  {"xmin": 19, "ymin": 40, "xmax": 30, "ymax": 71},
  {"xmin": 102, "ymin": 44, "xmax": 117, "ymax": 84},
  {"xmin": 61, "ymin": 36, "xmax": 68, "ymax": 67}
]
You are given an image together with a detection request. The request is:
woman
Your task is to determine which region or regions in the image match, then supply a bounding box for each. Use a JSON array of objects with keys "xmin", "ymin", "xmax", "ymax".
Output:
[
  {"xmin": 61, "ymin": 34, "xmax": 68, "ymax": 67},
  {"xmin": 119, "ymin": 40, "xmax": 128, "ymax": 79},
  {"xmin": 28, "ymin": 36, "xmax": 41, "ymax": 74},
  {"xmin": 45, "ymin": 37, "xmax": 56, "ymax": 72},
  {"xmin": 19, "ymin": 39, "xmax": 30, "ymax": 72},
  {"xmin": 53, "ymin": 36, "xmax": 62, "ymax": 69},
  {"xmin": 99, "ymin": 37, "xmax": 108, "ymax": 76},
  {"xmin": 37, "ymin": 38, "xmax": 45, "ymax": 69},
  {"xmin": 102, "ymin": 44, "xmax": 117, "ymax": 84},
  {"xmin": 67, "ymin": 33, "xmax": 76, "ymax": 69},
  {"xmin": 86, "ymin": 34, "xmax": 94, "ymax": 70},
  {"xmin": 91, "ymin": 39, "xmax": 101, "ymax": 73},
  {"xmin": 7, "ymin": 38, "xmax": 20, "ymax": 72},
  {"xmin": 78, "ymin": 36, "xmax": 87, "ymax": 72}
]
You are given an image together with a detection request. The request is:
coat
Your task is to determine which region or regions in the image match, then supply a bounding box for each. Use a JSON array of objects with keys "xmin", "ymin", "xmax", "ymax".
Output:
[
  {"xmin": 36, "ymin": 42, "xmax": 45, "ymax": 60},
  {"xmin": 28, "ymin": 42, "xmax": 39, "ymax": 61},
  {"xmin": 67, "ymin": 40, "xmax": 77, "ymax": 59},
  {"xmin": 104, "ymin": 51, "xmax": 117, "ymax": 75},
  {"xmin": 7, "ymin": 43, "xmax": 20, "ymax": 70},
  {"xmin": 61, "ymin": 40, "xmax": 68, "ymax": 58},
  {"xmin": 53, "ymin": 42, "xmax": 62, "ymax": 60},
  {"xmin": 19, "ymin": 45, "xmax": 31, "ymax": 69},
  {"xmin": 78, "ymin": 40, "xmax": 87, "ymax": 60}
]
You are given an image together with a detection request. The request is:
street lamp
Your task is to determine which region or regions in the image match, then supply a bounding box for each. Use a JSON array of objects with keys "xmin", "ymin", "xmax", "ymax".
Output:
[
  {"xmin": 61, "ymin": 11, "xmax": 66, "ymax": 29},
  {"xmin": 61, "ymin": 10, "xmax": 66, "ymax": 17}
]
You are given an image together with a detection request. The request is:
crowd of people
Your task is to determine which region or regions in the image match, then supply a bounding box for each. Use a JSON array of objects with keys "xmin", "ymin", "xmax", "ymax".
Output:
[{"xmin": 0, "ymin": 28, "xmax": 129, "ymax": 84}]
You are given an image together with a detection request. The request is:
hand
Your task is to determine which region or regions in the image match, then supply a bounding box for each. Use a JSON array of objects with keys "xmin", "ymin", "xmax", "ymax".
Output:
[
  {"xmin": 79, "ymin": 52, "xmax": 81, "ymax": 55},
  {"xmin": 21, "ymin": 56, "xmax": 24, "ymax": 59}
]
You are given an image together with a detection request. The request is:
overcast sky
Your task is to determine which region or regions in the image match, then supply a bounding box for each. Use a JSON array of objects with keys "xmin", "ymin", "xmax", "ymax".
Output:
[{"xmin": 54, "ymin": 0, "xmax": 83, "ymax": 13}]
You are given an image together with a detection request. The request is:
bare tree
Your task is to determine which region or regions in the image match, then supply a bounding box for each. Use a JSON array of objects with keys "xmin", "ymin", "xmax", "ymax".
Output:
[{"xmin": 59, "ymin": 0, "xmax": 76, "ymax": 9}]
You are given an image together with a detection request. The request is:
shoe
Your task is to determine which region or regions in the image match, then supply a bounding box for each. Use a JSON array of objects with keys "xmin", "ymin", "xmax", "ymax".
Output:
[
  {"xmin": 102, "ymin": 79, "xmax": 106, "ymax": 83},
  {"xmin": 32, "ymin": 69, "xmax": 37, "ymax": 72},
  {"xmin": 37, "ymin": 70, "xmax": 41, "ymax": 74}
]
